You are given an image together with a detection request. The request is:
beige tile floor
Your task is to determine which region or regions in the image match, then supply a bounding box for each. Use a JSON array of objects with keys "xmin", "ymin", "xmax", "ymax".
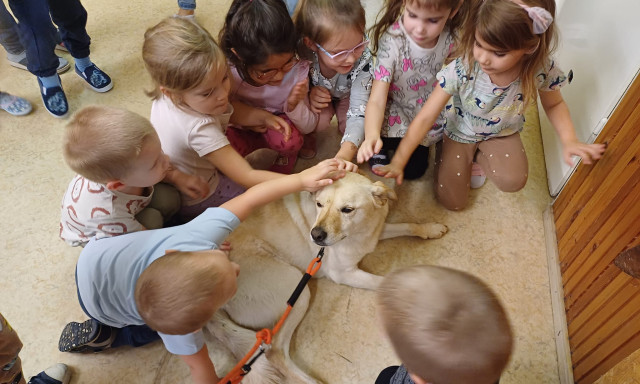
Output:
[{"xmin": 0, "ymin": 0, "xmax": 560, "ymax": 383}]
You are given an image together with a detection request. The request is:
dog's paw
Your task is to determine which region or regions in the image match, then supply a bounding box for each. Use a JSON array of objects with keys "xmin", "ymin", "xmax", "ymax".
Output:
[{"xmin": 419, "ymin": 223, "xmax": 448, "ymax": 239}]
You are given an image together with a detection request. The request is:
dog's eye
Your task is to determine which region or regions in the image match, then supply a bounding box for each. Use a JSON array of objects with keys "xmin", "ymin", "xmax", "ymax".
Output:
[
  {"xmin": 316, "ymin": 202, "xmax": 323, "ymax": 208},
  {"xmin": 341, "ymin": 207, "xmax": 354, "ymax": 213}
]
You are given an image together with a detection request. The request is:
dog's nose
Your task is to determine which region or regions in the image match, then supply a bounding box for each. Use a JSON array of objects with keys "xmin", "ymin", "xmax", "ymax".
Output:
[{"xmin": 311, "ymin": 227, "xmax": 327, "ymax": 243}]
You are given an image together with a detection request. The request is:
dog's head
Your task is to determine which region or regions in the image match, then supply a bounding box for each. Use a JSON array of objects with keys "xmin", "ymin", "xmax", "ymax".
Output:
[{"xmin": 310, "ymin": 172, "xmax": 397, "ymax": 246}]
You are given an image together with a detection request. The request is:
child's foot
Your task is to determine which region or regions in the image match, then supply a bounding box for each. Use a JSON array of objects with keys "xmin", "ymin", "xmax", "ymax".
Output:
[
  {"xmin": 7, "ymin": 51, "xmax": 70, "ymax": 74},
  {"xmin": 299, "ymin": 133, "xmax": 317, "ymax": 159},
  {"xmin": 74, "ymin": 64, "xmax": 113, "ymax": 93},
  {"xmin": 175, "ymin": 8, "xmax": 195, "ymax": 19},
  {"xmin": 368, "ymin": 149, "xmax": 390, "ymax": 175},
  {"xmin": 37, "ymin": 76, "xmax": 68, "ymax": 118},
  {"xmin": 0, "ymin": 92, "xmax": 32, "ymax": 116},
  {"xmin": 470, "ymin": 162, "xmax": 486, "ymax": 189},
  {"xmin": 58, "ymin": 319, "xmax": 116, "ymax": 353},
  {"xmin": 245, "ymin": 148, "xmax": 278, "ymax": 170},
  {"xmin": 28, "ymin": 363, "xmax": 71, "ymax": 384}
]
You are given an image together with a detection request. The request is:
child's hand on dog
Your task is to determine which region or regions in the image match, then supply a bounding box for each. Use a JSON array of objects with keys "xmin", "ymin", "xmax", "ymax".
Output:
[{"xmin": 299, "ymin": 159, "xmax": 358, "ymax": 192}]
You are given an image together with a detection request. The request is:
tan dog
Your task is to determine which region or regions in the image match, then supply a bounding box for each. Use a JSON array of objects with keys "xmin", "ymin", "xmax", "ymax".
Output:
[{"xmin": 206, "ymin": 172, "xmax": 447, "ymax": 383}]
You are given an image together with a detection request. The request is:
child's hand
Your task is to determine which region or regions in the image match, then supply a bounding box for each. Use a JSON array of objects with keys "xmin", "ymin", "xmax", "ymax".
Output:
[
  {"xmin": 263, "ymin": 113, "xmax": 292, "ymax": 142},
  {"xmin": 177, "ymin": 174, "xmax": 210, "ymax": 199},
  {"xmin": 563, "ymin": 141, "xmax": 606, "ymax": 166},
  {"xmin": 287, "ymin": 78, "xmax": 309, "ymax": 112},
  {"xmin": 298, "ymin": 158, "xmax": 357, "ymax": 192},
  {"xmin": 374, "ymin": 162, "xmax": 405, "ymax": 185},
  {"xmin": 219, "ymin": 241, "xmax": 232, "ymax": 257},
  {"xmin": 309, "ymin": 86, "xmax": 331, "ymax": 113},
  {"xmin": 356, "ymin": 137, "xmax": 383, "ymax": 163}
]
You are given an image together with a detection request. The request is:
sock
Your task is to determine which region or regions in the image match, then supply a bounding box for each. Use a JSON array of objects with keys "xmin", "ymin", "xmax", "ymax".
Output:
[
  {"xmin": 74, "ymin": 56, "xmax": 93, "ymax": 72},
  {"xmin": 38, "ymin": 74, "xmax": 61, "ymax": 89}
]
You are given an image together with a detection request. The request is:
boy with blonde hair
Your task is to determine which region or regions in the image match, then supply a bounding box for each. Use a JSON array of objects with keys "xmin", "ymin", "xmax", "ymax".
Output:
[
  {"xmin": 59, "ymin": 106, "xmax": 208, "ymax": 246},
  {"xmin": 58, "ymin": 158, "xmax": 356, "ymax": 384},
  {"xmin": 376, "ymin": 265, "xmax": 513, "ymax": 384}
]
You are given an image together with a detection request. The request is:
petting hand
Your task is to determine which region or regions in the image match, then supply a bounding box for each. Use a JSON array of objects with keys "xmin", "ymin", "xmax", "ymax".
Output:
[
  {"xmin": 563, "ymin": 141, "xmax": 606, "ymax": 166},
  {"xmin": 309, "ymin": 86, "xmax": 331, "ymax": 114},
  {"xmin": 374, "ymin": 162, "xmax": 405, "ymax": 185},
  {"xmin": 219, "ymin": 241, "xmax": 232, "ymax": 257},
  {"xmin": 356, "ymin": 137, "xmax": 383, "ymax": 163},
  {"xmin": 263, "ymin": 113, "xmax": 292, "ymax": 142},
  {"xmin": 299, "ymin": 158, "xmax": 355, "ymax": 192},
  {"xmin": 245, "ymin": 125, "xmax": 268, "ymax": 133},
  {"xmin": 287, "ymin": 78, "xmax": 309, "ymax": 112},
  {"xmin": 177, "ymin": 173, "xmax": 210, "ymax": 200}
]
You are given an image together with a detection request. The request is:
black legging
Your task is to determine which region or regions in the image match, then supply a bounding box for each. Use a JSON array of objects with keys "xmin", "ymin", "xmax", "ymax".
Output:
[{"xmin": 381, "ymin": 137, "xmax": 430, "ymax": 180}]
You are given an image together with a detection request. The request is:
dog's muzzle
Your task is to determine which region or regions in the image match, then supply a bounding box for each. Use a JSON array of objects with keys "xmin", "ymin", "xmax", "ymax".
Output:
[{"xmin": 311, "ymin": 226, "xmax": 328, "ymax": 245}]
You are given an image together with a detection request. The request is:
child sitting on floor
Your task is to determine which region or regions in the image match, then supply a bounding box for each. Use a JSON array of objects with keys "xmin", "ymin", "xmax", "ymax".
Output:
[
  {"xmin": 59, "ymin": 106, "xmax": 208, "ymax": 246},
  {"xmin": 376, "ymin": 265, "xmax": 513, "ymax": 384},
  {"xmin": 58, "ymin": 158, "xmax": 356, "ymax": 384}
]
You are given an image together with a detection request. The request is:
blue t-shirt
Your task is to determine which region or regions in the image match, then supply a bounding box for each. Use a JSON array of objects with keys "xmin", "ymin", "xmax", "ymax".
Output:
[{"xmin": 76, "ymin": 207, "xmax": 241, "ymax": 355}]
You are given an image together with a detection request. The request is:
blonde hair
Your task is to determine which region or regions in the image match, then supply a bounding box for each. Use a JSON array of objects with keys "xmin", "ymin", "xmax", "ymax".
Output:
[
  {"xmin": 294, "ymin": 0, "xmax": 366, "ymax": 46},
  {"xmin": 142, "ymin": 17, "xmax": 227, "ymax": 107},
  {"xmin": 370, "ymin": 0, "xmax": 465, "ymax": 55},
  {"xmin": 135, "ymin": 251, "xmax": 228, "ymax": 335},
  {"xmin": 456, "ymin": 0, "xmax": 557, "ymax": 105},
  {"xmin": 63, "ymin": 106, "xmax": 157, "ymax": 183},
  {"xmin": 377, "ymin": 265, "xmax": 513, "ymax": 384}
]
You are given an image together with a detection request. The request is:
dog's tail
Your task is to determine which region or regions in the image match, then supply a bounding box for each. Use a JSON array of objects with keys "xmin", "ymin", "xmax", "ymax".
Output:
[{"xmin": 207, "ymin": 311, "xmax": 283, "ymax": 384}]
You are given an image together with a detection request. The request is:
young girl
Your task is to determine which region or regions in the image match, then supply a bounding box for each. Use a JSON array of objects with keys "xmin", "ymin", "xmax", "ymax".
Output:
[
  {"xmin": 357, "ymin": 0, "xmax": 463, "ymax": 180},
  {"xmin": 219, "ymin": 0, "xmax": 316, "ymax": 173},
  {"xmin": 294, "ymin": 0, "xmax": 374, "ymax": 161},
  {"xmin": 142, "ymin": 17, "xmax": 285, "ymax": 221},
  {"xmin": 375, "ymin": 0, "xmax": 605, "ymax": 210}
]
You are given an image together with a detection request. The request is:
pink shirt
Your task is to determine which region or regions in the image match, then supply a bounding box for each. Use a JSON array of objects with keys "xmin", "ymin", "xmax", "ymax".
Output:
[{"xmin": 230, "ymin": 60, "xmax": 317, "ymax": 134}]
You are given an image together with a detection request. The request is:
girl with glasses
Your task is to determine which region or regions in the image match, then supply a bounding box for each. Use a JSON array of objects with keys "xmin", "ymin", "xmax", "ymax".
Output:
[
  {"xmin": 219, "ymin": 0, "xmax": 317, "ymax": 174},
  {"xmin": 295, "ymin": 0, "xmax": 373, "ymax": 161},
  {"xmin": 357, "ymin": 0, "xmax": 465, "ymax": 180}
]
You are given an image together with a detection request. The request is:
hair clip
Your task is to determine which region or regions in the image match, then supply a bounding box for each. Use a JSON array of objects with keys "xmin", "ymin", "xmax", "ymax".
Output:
[{"xmin": 517, "ymin": 3, "xmax": 553, "ymax": 34}]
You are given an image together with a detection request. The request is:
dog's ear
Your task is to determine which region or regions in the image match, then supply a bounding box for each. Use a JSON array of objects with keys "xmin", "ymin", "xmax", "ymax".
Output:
[{"xmin": 370, "ymin": 181, "xmax": 397, "ymax": 207}]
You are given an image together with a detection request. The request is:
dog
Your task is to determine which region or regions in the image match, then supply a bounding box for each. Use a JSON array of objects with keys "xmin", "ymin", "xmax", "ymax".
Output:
[{"xmin": 206, "ymin": 172, "xmax": 448, "ymax": 383}]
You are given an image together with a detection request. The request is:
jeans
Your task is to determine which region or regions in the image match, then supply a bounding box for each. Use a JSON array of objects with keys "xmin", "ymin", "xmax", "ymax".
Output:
[
  {"xmin": 177, "ymin": 0, "xmax": 196, "ymax": 11},
  {"xmin": 0, "ymin": 2, "xmax": 22, "ymax": 54},
  {"xmin": 8, "ymin": 0, "xmax": 91, "ymax": 77}
]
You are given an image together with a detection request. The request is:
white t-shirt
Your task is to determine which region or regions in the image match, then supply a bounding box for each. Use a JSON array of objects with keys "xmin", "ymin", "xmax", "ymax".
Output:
[
  {"xmin": 373, "ymin": 19, "xmax": 454, "ymax": 146},
  {"xmin": 150, "ymin": 96, "xmax": 233, "ymax": 206},
  {"xmin": 59, "ymin": 174, "xmax": 152, "ymax": 246}
]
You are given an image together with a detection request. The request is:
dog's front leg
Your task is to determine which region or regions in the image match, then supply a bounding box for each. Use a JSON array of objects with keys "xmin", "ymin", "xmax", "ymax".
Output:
[
  {"xmin": 326, "ymin": 267, "xmax": 383, "ymax": 290},
  {"xmin": 378, "ymin": 222, "xmax": 448, "ymax": 240}
]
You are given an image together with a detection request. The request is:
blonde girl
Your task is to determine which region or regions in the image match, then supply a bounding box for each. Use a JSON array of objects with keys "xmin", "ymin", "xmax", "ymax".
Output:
[
  {"xmin": 376, "ymin": 0, "xmax": 605, "ymax": 210},
  {"xmin": 143, "ymin": 17, "xmax": 284, "ymax": 222},
  {"xmin": 357, "ymin": 0, "xmax": 464, "ymax": 180},
  {"xmin": 294, "ymin": 0, "xmax": 373, "ymax": 161}
]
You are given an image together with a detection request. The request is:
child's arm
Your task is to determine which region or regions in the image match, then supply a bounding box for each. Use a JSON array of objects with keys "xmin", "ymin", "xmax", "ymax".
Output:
[
  {"xmin": 205, "ymin": 145, "xmax": 282, "ymax": 188},
  {"xmin": 376, "ymin": 85, "xmax": 451, "ymax": 184},
  {"xmin": 180, "ymin": 344, "xmax": 220, "ymax": 384},
  {"xmin": 539, "ymin": 89, "xmax": 605, "ymax": 165},
  {"xmin": 163, "ymin": 164, "xmax": 209, "ymax": 200},
  {"xmin": 230, "ymin": 101, "xmax": 292, "ymax": 141},
  {"xmin": 221, "ymin": 158, "xmax": 357, "ymax": 221},
  {"xmin": 356, "ymin": 79, "xmax": 390, "ymax": 163}
]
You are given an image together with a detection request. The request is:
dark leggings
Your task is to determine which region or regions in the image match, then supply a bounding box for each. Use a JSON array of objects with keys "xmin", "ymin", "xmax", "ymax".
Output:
[{"xmin": 382, "ymin": 137, "xmax": 430, "ymax": 180}]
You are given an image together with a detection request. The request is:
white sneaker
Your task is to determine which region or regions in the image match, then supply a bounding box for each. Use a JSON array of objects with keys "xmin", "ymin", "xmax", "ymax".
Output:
[{"xmin": 28, "ymin": 363, "xmax": 71, "ymax": 384}]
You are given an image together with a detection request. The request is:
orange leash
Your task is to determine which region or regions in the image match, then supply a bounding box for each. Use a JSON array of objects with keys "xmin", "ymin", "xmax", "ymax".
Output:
[{"xmin": 217, "ymin": 248, "xmax": 325, "ymax": 384}]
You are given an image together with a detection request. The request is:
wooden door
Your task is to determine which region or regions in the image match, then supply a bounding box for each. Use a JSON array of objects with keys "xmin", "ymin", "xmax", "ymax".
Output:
[{"xmin": 552, "ymin": 73, "xmax": 640, "ymax": 383}]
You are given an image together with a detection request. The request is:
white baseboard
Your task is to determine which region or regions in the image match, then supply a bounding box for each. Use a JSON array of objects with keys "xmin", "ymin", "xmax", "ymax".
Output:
[{"xmin": 543, "ymin": 206, "xmax": 574, "ymax": 384}]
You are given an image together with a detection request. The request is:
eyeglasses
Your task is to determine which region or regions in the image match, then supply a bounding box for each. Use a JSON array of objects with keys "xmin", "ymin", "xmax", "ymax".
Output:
[
  {"xmin": 252, "ymin": 53, "xmax": 300, "ymax": 80},
  {"xmin": 315, "ymin": 37, "xmax": 370, "ymax": 62}
]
